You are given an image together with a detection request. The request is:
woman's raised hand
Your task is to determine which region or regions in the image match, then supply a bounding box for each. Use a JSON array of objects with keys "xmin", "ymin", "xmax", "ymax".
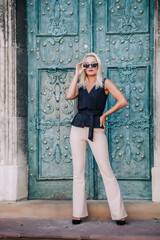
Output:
[
  {"xmin": 66, "ymin": 62, "xmax": 85, "ymax": 99},
  {"xmin": 76, "ymin": 62, "xmax": 85, "ymax": 77}
]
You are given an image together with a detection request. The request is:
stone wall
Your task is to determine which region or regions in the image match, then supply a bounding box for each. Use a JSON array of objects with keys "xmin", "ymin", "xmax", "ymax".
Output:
[{"xmin": 0, "ymin": 0, "xmax": 28, "ymax": 201}]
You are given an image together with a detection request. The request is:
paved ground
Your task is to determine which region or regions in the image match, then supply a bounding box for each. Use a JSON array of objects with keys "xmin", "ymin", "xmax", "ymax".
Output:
[{"xmin": 0, "ymin": 218, "xmax": 160, "ymax": 240}]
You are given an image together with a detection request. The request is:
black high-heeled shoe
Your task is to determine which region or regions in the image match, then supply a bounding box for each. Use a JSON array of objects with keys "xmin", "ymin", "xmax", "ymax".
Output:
[
  {"xmin": 116, "ymin": 219, "xmax": 126, "ymax": 226},
  {"xmin": 72, "ymin": 218, "xmax": 82, "ymax": 224}
]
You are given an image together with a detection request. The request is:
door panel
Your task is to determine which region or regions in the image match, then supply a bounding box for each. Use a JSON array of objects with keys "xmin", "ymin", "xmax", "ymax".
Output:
[
  {"xmin": 94, "ymin": 0, "xmax": 153, "ymax": 199},
  {"xmin": 38, "ymin": 69, "xmax": 74, "ymax": 179},
  {"xmin": 27, "ymin": 0, "xmax": 92, "ymax": 199},
  {"xmin": 108, "ymin": 67, "xmax": 150, "ymax": 180},
  {"xmin": 38, "ymin": 0, "xmax": 78, "ymax": 35},
  {"xmin": 106, "ymin": 0, "xmax": 149, "ymax": 33}
]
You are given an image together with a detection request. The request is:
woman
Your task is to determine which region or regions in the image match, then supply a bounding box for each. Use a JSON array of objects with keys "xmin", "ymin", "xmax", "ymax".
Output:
[{"xmin": 66, "ymin": 52, "xmax": 128, "ymax": 225}]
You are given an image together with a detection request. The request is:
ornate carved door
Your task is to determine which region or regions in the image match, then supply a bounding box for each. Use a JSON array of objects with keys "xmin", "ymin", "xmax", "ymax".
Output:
[
  {"xmin": 94, "ymin": 0, "xmax": 154, "ymax": 200},
  {"xmin": 27, "ymin": 0, "xmax": 93, "ymax": 199},
  {"xmin": 27, "ymin": 0, "xmax": 153, "ymax": 199}
]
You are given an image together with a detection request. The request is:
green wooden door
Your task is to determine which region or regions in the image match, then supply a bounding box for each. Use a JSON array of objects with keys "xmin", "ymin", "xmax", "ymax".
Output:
[
  {"xmin": 27, "ymin": 0, "xmax": 154, "ymax": 199},
  {"xmin": 27, "ymin": 0, "xmax": 92, "ymax": 199},
  {"xmin": 94, "ymin": 0, "xmax": 154, "ymax": 200}
]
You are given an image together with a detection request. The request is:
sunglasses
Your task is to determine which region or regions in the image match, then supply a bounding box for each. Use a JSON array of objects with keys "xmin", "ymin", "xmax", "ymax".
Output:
[{"xmin": 83, "ymin": 62, "xmax": 98, "ymax": 68}]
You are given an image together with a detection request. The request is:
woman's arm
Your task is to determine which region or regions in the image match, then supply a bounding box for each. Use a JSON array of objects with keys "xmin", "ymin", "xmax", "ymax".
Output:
[
  {"xmin": 66, "ymin": 62, "xmax": 85, "ymax": 100},
  {"xmin": 66, "ymin": 74, "xmax": 79, "ymax": 100},
  {"xmin": 100, "ymin": 78, "xmax": 128, "ymax": 129}
]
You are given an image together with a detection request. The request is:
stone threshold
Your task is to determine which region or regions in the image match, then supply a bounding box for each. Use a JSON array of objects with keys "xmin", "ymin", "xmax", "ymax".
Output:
[{"xmin": 0, "ymin": 200, "xmax": 160, "ymax": 219}]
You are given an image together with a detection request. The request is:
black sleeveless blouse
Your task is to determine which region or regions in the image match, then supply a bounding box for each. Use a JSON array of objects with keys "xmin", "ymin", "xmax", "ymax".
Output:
[{"xmin": 71, "ymin": 79, "xmax": 108, "ymax": 141}]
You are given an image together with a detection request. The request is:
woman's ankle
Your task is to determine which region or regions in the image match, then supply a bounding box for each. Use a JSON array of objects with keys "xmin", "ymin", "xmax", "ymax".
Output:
[{"xmin": 117, "ymin": 218, "xmax": 126, "ymax": 221}]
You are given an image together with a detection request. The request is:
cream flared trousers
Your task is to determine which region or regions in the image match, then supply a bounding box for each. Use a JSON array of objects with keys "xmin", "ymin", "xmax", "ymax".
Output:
[{"xmin": 70, "ymin": 125, "xmax": 127, "ymax": 220}]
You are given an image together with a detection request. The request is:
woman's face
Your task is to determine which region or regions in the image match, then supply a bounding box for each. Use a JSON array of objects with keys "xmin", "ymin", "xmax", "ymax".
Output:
[{"xmin": 83, "ymin": 56, "xmax": 98, "ymax": 76}]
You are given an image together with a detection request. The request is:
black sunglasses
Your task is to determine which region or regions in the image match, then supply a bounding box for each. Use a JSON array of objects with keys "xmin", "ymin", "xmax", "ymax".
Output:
[{"xmin": 83, "ymin": 62, "xmax": 98, "ymax": 68}]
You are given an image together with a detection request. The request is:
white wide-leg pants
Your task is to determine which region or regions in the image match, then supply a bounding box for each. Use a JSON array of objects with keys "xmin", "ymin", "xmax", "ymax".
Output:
[{"xmin": 70, "ymin": 125, "xmax": 127, "ymax": 220}]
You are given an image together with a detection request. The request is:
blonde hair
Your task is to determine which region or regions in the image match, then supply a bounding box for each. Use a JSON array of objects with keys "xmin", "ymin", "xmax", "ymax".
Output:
[{"xmin": 78, "ymin": 52, "xmax": 103, "ymax": 89}]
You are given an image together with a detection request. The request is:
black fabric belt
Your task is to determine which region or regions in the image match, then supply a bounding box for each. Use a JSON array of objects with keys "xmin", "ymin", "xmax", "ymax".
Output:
[{"xmin": 79, "ymin": 109, "xmax": 102, "ymax": 142}]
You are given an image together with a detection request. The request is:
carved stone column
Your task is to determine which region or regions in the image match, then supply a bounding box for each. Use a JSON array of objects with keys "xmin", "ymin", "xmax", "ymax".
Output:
[
  {"xmin": 152, "ymin": 0, "xmax": 160, "ymax": 202},
  {"xmin": 0, "ymin": 0, "xmax": 28, "ymax": 200}
]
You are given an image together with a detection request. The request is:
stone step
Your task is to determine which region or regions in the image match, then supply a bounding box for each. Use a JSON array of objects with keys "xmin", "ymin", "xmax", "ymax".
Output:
[{"xmin": 0, "ymin": 200, "xmax": 160, "ymax": 219}]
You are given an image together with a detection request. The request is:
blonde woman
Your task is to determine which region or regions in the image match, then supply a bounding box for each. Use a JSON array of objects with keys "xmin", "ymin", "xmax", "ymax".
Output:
[{"xmin": 66, "ymin": 52, "xmax": 128, "ymax": 225}]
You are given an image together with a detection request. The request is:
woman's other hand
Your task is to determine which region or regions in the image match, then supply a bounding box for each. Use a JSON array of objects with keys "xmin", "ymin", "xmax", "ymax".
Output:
[
  {"xmin": 100, "ymin": 115, "xmax": 106, "ymax": 130},
  {"xmin": 76, "ymin": 62, "xmax": 85, "ymax": 77}
]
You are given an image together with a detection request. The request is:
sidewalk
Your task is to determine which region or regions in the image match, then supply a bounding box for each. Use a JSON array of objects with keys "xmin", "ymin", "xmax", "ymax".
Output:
[
  {"xmin": 0, "ymin": 200, "xmax": 160, "ymax": 239},
  {"xmin": 0, "ymin": 218, "xmax": 160, "ymax": 239}
]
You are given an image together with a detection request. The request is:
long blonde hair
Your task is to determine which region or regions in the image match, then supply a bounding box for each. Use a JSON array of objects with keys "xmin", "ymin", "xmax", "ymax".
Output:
[{"xmin": 78, "ymin": 52, "xmax": 103, "ymax": 89}]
